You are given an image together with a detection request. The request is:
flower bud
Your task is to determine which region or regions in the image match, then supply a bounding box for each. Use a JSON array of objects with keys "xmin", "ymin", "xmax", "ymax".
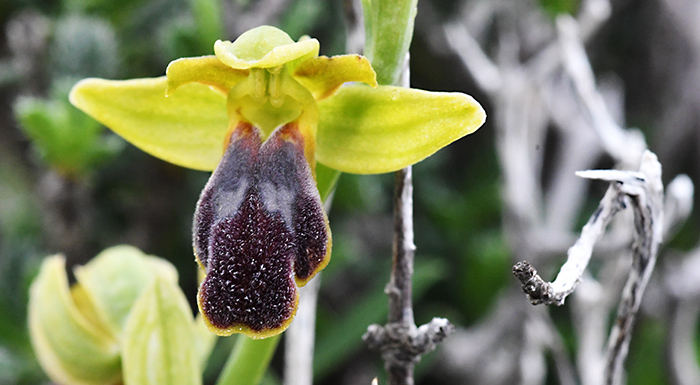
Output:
[
  {"xmin": 29, "ymin": 246, "xmax": 214, "ymax": 385},
  {"xmin": 29, "ymin": 255, "xmax": 121, "ymax": 385}
]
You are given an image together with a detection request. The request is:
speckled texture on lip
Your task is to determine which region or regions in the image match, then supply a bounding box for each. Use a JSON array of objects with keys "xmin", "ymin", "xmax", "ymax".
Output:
[{"xmin": 194, "ymin": 121, "xmax": 330, "ymax": 336}]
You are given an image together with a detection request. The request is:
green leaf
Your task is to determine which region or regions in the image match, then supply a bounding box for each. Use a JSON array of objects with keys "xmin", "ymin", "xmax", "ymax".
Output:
[
  {"xmin": 70, "ymin": 77, "xmax": 229, "ymax": 171},
  {"xmin": 362, "ymin": 0, "xmax": 418, "ymax": 85},
  {"xmin": 316, "ymin": 85, "xmax": 486, "ymax": 174},
  {"xmin": 28, "ymin": 256, "xmax": 122, "ymax": 385},
  {"xmin": 122, "ymin": 277, "xmax": 202, "ymax": 385},
  {"xmin": 73, "ymin": 245, "xmax": 178, "ymax": 336}
]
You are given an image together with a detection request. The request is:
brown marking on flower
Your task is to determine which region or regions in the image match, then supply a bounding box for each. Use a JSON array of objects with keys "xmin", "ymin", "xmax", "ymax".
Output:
[
  {"xmin": 193, "ymin": 121, "xmax": 259, "ymax": 269},
  {"xmin": 259, "ymin": 123, "xmax": 331, "ymax": 285},
  {"xmin": 194, "ymin": 121, "xmax": 330, "ymax": 338}
]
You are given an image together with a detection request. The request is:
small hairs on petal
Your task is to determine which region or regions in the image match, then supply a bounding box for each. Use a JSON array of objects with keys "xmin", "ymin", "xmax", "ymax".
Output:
[{"xmin": 195, "ymin": 122, "xmax": 330, "ymax": 338}]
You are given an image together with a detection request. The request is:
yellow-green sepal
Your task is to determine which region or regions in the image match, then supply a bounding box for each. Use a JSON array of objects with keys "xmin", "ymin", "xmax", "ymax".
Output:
[
  {"xmin": 316, "ymin": 85, "xmax": 486, "ymax": 174},
  {"xmin": 214, "ymin": 26, "xmax": 319, "ymax": 69},
  {"xmin": 121, "ymin": 277, "xmax": 202, "ymax": 385},
  {"xmin": 28, "ymin": 256, "xmax": 122, "ymax": 385},
  {"xmin": 293, "ymin": 55, "xmax": 378, "ymax": 100},
  {"xmin": 73, "ymin": 245, "xmax": 178, "ymax": 337},
  {"xmin": 166, "ymin": 56, "xmax": 249, "ymax": 96},
  {"xmin": 69, "ymin": 77, "xmax": 228, "ymax": 171}
]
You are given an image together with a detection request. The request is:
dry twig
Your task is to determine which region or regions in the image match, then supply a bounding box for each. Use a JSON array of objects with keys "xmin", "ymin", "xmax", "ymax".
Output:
[{"xmin": 513, "ymin": 151, "xmax": 665, "ymax": 385}]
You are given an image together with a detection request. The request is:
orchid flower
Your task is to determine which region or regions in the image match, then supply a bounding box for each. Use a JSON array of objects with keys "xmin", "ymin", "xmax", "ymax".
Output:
[{"xmin": 69, "ymin": 25, "xmax": 485, "ymax": 339}]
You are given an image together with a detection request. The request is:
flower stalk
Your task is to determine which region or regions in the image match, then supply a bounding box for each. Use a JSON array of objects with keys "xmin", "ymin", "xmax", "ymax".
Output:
[{"xmin": 216, "ymin": 335, "xmax": 280, "ymax": 385}]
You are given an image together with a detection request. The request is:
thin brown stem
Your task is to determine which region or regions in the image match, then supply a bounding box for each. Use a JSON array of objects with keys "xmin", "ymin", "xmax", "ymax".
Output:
[
  {"xmin": 364, "ymin": 165, "xmax": 453, "ymax": 385},
  {"xmin": 386, "ymin": 166, "xmax": 417, "ymax": 385},
  {"xmin": 363, "ymin": 50, "xmax": 453, "ymax": 385},
  {"xmin": 388, "ymin": 166, "xmax": 416, "ymax": 327}
]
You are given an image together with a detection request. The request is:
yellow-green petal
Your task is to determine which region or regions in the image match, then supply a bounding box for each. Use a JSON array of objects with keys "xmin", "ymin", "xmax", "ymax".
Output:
[
  {"xmin": 293, "ymin": 54, "xmax": 378, "ymax": 100},
  {"xmin": 70, "ymin": 77, "xmax": 228, "ymax": 171},
  {"xmin": 28, "ymin": 256, "xmax": 121, "ymax": 385},
  {"xmin": 316, "ymin": 85, "xmax": 486, "ymax": 174},
  {"xmin": 214, "ymin": 26, "xmax": 319, "ymax": 69},
  {"xmin": 122, "ymin": 277, "xmax": 201, "ymax": 385},
  {"xmin": 73, "ymin": 245, "xmax": 178, "ymax": 337},
  {"xmin": 166, "ymin": 56, "xmax": 249, "ymax": 96}
]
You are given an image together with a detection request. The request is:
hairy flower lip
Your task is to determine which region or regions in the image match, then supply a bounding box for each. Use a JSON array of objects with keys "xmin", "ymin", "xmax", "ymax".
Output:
[{"xmin": 194, "ymin": 121, "xmax": 330, "ymax": 338}]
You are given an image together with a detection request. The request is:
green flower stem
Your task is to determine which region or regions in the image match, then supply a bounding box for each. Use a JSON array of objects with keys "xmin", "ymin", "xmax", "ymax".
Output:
[
  {"xmin": 362, "ymin": 0, "xmax": 418, "ymax": 86},
  {"xmin": 216, "ymin": 335, "xmax": 281, "ymax": 385}
]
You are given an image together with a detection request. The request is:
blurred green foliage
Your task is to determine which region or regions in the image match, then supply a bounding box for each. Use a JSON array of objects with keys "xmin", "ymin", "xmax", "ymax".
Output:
[
  {"xmin": 15, "ymin": 82, "xmax": 124, "ymax": 179},
  {"xmin": 626, "ymin": 321, "xmax": 665, "ymax": 385},
  {"xmin": 539, "ymin": 0, "xmax": 579, "ymax": 16}
]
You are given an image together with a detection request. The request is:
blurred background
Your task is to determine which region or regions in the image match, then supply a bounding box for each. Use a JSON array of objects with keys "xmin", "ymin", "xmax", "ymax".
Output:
[{"xmin": 1, "ymin": 0, "xmax": 700, "ymax": 384}]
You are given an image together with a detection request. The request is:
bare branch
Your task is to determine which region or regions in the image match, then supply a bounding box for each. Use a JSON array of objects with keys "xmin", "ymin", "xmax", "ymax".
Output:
[
  {"xmin": 513, "ymin": 152, "xmax": 663, "ymax": 308},
  {"xmin": 363, "ymin": 55, "xmax": 453, "ymax": 385},
  {"xmin": 603, "ymin": 152, "xmax": 664, "ymax": 384},
  {"xmin": 514, "ymin": 151, "xmax": 664, "ymax": 384},
  {"xmin": 388, "ymin": 166, "xmax": 416, "ymax": 327},
  {"xmin": 513, "ymin": 181, "xmax": 625, "ymax": 306},
  {"xmin": 443, "ymin": 21, "xmax": 502, "ymax": 95},
  {"xmin": 663, "ymin": 174, "xmax": 694, "ymax": 235},
  {"xmin": 437, "ymin": 2, "xmax": 696, "ymax": 384},
  {"xmin": 666, "ymin": 300, "xmax": 700, "ymax": 385},
  {"xmin": 363, "ymin": 165, "xmax": 454, "ymax": 385},
  {"xmin": 532, "ymin": 311, "xmax": 578, "ymax": 385},
  {"xmin": 556, "ymin": 15, "xmax": 647, "ymax": 166},
  {"xmin": 343, "ymin": 0, "xmax": 365, "ymax": 55}
]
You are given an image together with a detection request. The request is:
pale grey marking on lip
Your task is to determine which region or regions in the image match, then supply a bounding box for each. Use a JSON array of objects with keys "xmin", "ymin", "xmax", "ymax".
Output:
[
  {"xmin": 259, "ymin": 180, "xmax": 295, "ymax": 227},
  {"xmin": 216, "ymin": 178, "xmax": 249, "ymax": 217}
]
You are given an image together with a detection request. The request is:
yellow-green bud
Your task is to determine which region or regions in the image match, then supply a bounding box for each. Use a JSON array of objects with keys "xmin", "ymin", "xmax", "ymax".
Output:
[{"xmin": 28, "ymin": 246, "xmax": 215, "ymax": 385}]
